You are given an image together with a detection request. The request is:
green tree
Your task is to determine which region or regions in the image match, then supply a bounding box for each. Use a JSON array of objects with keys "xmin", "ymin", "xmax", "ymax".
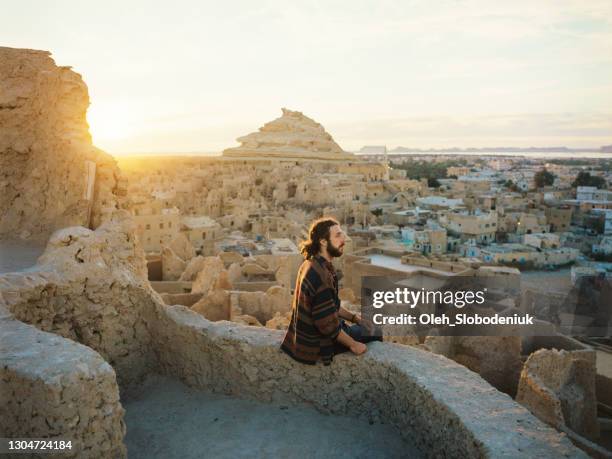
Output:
[
  {"xmin": 534, "ymin": 168, "xmax": 555, "ymax": 188},
  {"xmin": 496, "ymin": 231, "xmax": 508, "ymax": 243},
  {"xmin": 585, "ymin": 215, "xmax": 605, "ymax": 234},
  {"xmin": 390, "ymin": 159, "xmax": 465, "ymax": 182},
  {"xmin": 427, "ymin": 177, "xmax": 441, "ymax": 188},
  {"xmin": 571, "ymin": 171, "xmax": 607, "ymax": 189}
]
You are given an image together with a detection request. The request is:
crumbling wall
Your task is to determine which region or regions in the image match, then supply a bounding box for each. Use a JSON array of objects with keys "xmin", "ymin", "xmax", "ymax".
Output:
[
  {"xmin": 0, "ymin": 306, "xmax": 126, "ymax": 458},
  {"xmin": 189, "ymin": 286, "xmax": 291, "ymax": 326},
  {"xmin": 231, "ymin": 286, "xmax": 291, "ymax": 324},
  {"xmin": 0, "ymin": 47, "xmax": 127, "ymax": 241},
  {"xmin": 424, "ymin": 336, "xmax": 523, "ymax": 396},
  {"xmin": 516, "ymin": 348, "xmax": 600, "ymax": 441},
  {"xmin": 520, "ymin": 288, "xmax": 567, "ymax": 322},
  {"xmin": 0, "ymin": 211, "xmax": 158, "ymax": 388},
  {"xmin": 151, "ymin": 305, "xmax": 587, "ymax": 459},
  {"xmin": 0, "ymin": 207, "xmax": 588, "ymax": 458},
  {"xmin": 161, "ymin": 234, "xmax": 196, "ymax": 280}
]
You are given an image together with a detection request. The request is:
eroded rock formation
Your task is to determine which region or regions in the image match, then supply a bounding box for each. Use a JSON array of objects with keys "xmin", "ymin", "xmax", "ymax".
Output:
[
  {"xmin": 0, "ymin": 47, "xmax": 127, "ymax": 240},
  {"xmin": 222, "ymin": 108, "xmax": 356, "ymax": 161}
]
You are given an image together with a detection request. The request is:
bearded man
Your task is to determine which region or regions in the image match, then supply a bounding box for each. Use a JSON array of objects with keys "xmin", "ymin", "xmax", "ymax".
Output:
[{"xmin": 280, "ymin": 217, "xmax": 381, "ymax": 366}]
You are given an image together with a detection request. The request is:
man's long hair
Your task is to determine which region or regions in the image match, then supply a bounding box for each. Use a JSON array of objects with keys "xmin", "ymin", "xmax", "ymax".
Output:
[{"xmin": 299, "ymin": 217, "xmax": 340, "ymax": 259}]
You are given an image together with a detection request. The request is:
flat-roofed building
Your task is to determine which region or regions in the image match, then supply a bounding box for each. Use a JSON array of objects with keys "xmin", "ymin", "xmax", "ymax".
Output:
[
  {"xmin": 181, "ymin": 215, "xmax": 223, "ymax": 254},
  {"xmin": 545, "ymin": 206, "xmax": 572, "ymax": 232},
  {"xmin": 446, "ymin": 210, "xmax": 497, "ymax": 244},
  {"xmin": 401, "ymin": 226, "xmax": 448, "ymax": 255},
  {"xmin": 416, "ymin": 196, "xmax": 464, "ymax": 210},
  {"xmin": 134, "ymin": 207, "xmax": 180, "ymax": 253}
]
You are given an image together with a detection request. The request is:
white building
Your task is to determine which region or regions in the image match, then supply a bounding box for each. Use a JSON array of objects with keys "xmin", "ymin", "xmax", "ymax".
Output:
[{"xmin": 576, "ymin": 186, "xmax": 612, "ymax": 202}]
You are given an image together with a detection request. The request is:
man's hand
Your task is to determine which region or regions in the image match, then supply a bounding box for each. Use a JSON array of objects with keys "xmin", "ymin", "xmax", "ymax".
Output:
[
  {"xmin": 350, "ymin": 341, "xmax": 367, "ymax": 355},
  {"xmin": 339, "ymin": 306, "xmax": 361, "ymax": 324}
]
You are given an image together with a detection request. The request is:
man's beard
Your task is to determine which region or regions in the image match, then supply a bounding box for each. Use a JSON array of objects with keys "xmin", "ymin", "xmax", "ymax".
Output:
[{"xmin": 326, "ymin": 239, "xmax": 344, "ymax": 258}]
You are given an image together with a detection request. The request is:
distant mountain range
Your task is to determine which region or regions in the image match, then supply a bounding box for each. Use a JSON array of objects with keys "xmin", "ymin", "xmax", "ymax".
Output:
[{"xmin": 379, "ymin": 145, "xmax": 612, "ymax": 153}]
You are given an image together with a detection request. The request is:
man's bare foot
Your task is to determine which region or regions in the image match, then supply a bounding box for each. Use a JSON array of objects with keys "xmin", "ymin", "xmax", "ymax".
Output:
[{"xmin": 350, "ymin": 341, "xmax": 367, "ymax": 355}]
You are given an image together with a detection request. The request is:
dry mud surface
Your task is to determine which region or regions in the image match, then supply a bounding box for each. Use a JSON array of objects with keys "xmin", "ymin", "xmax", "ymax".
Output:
[
  {"xmin": 0, "ymin": 240, "xmax": 46, "ymax": 273},
  {"xmin": 123, "ymin": 374, "xmax": 423, "ymax": 459}
]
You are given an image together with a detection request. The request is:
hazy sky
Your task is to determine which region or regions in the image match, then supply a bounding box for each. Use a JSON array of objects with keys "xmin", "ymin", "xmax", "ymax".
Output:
[{"xmin": 6, "ymin": 0, "xmax": 612, "ymax": 153}]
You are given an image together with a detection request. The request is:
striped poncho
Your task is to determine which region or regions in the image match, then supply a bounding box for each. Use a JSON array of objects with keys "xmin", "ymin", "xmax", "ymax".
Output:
[{"xmin": 280, "ymin": 254, "xmax": 341, "ymax": 365}]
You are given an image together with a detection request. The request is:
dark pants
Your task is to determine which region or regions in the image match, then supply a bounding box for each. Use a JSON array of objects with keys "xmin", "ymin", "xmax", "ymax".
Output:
[{"xmin": 333, "ymin": 319, "xmax": 383, "ymax": 354}]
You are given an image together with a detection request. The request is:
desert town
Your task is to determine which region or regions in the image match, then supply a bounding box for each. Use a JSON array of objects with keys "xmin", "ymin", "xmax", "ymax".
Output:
[{"xmin": 1, "ymin": 47, "xmax": 611, "ymax": 458}]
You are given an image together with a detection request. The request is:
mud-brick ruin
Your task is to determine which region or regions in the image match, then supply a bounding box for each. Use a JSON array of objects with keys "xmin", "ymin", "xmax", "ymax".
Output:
[{"xmin": 0, "ymin": 47, "xmax": 598, "ymax": 458}]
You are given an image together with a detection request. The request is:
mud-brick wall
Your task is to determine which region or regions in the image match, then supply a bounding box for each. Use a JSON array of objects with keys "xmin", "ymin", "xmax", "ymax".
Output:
[
  {"xmin": 0, "ymin": 313, "xmax": 126, "ymax": 458},
  {"xmin": 0, "ymin": 215, "xmax": 158, "ymax": 389},
  {"xmin": 151, "ymin": 305, "xmax": 587, "ymax": 459}
]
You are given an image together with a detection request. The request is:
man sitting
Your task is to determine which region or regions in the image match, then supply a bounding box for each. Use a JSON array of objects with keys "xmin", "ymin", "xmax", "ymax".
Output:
[{"xmin": 280, "ymin": 217, "xmax": 381, "ymax": 366}]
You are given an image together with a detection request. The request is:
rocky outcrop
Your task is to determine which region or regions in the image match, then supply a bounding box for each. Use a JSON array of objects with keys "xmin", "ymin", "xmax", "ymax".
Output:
[
  {"xmin": 516, "ymin": 348, "xmax": 600, "ymax": 441},
  {"xmin": 222, "ymin": 108, "xmax": 356, "ymax": 161},
  {"xmin": 0, "ymin": 47, "xmax": 127, "ymax": 241}
]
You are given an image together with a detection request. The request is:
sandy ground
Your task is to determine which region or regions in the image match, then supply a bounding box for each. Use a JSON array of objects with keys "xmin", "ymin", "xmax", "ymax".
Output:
[
  {"xmin": 0, "ymin": 240, "xmax": 46, "ymax": 274},
  {"xmin": 123, "ymin": 375, "xmax": 422, "ymax": 459}
]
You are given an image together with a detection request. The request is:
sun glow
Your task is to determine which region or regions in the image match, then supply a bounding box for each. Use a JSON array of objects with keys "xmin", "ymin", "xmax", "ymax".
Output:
[{"xmin": 87, "ymin": 105, "xmax": 133, "ymax": 143}]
